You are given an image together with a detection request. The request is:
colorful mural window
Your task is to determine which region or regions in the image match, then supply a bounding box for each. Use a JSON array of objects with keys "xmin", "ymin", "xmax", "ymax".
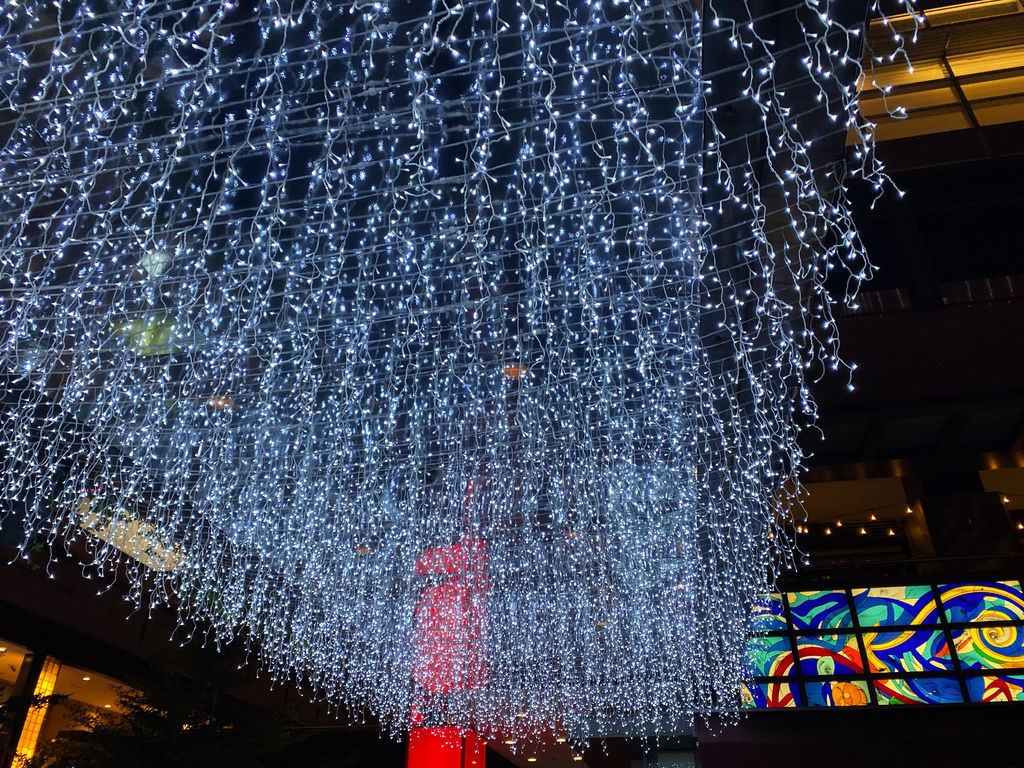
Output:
[
  {"xmin": 744, "ymin": 636, "xmax": 795, "ymax": 677},
  {"xmin": 953, "ymin": 625, "xmax": 1024, "ymax": 670},
  {"xmin": 806, "ymin": 679, "xmax": 870, "ymax": 707},
  {"xmin": 744, "ymin": 581, "xmax": 1024, "ymax": 709},
  {"xmin": 749, "ymin": 593, "xmax": 787, "ymax": 633},
  {"xmin": 967, "ymin": 675, "xmax": 1024, "ymax": 703},
  {"xmin": 939, "ymin": 581, "xmax": 1024, "ymax": 623},
  {"xmin": 853, "ymin": 585, "xmax": 938, "ymax": 627},
  {"xmin": 787, "ymin": 590, "xmax": 853, "ymax": 631},
  {"xmin": 794, "ymin": 634, "xmax": 863, "ymax": 676},
  {"xmin": 863, "ymin": 630, "xmax": 954, "ymax": 673},
  {"xmin": 741, "ymin": 681, "xmax": 802, "ymax": 708},
  {"xmin": 873, "ymin": 676, "xmax": 963, "ymax": 705}
]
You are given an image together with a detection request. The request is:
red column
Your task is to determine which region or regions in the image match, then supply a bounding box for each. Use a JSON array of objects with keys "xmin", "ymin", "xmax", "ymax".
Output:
[{"xmin": 407, "ymin": 537, "xmax": 488, "ymax": 768}]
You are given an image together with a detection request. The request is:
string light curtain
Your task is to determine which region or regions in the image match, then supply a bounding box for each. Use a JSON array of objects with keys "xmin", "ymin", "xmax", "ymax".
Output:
[{"xmin": 0, "ymin": 0, "xmax": 912, "ymax": 741}]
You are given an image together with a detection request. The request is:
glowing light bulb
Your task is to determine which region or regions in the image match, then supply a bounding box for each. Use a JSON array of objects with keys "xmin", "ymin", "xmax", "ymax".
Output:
[{"xmin": 0, "ymin": 0, "xmax": 912, "ymax": 741}]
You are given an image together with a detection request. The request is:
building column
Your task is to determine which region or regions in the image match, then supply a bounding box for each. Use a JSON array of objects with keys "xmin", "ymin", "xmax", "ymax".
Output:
[{"xmin": 3, "ymin": 652, "xmax": 61, "ymax": 768}]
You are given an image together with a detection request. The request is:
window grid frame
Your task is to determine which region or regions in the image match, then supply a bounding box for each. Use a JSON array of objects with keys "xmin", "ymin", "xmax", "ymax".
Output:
[{"xmin": 744, "ymin": 580, "xmax": 1024, "ymax": 709}]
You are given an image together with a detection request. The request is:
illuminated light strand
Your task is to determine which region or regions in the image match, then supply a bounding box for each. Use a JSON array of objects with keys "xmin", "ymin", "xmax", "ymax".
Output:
[{"xmin": 0, "ymin": 0, "xmax": 913, "ymax": 744}]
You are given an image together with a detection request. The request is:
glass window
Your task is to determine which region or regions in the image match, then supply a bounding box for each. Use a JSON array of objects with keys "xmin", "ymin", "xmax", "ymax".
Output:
[
  {"xmin": 743, "ymin": 635, "xmax": 794, "ymax": 677},
  {"xmin": 787, "ymin": 591, "xmax": 853, "ymax": 631},
  {"xmin": 862, "ymin": 630, "xmax": 955, "ymax": 673},
  {"xmin": 33, "ymin": 663, "xmax": 129, "ymax": 760},
  {"xmin": 852, "ymin": 585, "xmax": 938, "ymax": 627},
  {"xmin": 805, "ymin": 679, "xmax": 870, "ymax": 707},
  {"xmin": 740, "ymin": 681, "xmax": 802, "ymax": 708},
  {"xmin": 966, "ymin": 674, "xmax": 1024, "ymax": 703},
  {"xmin": 0, "ymin": 640, "xmax": 30, "ymax": 701},
  {"xmin": 749, "ymin": 593, "xmax": 787, "ymax": 633},
  {"xmin": 939, "ymin": 581, "xmax": 1024, "ymax": 623},
  {"xmin": 873, "ymin": 676, "xmax": 963, "ymax": 705},
  {"xmin": 752, "ymin": 582, "xmax": 1024, "ymax": 709},
  {"xmin": 794, "ymin": 634, "xmax": 863, "ymax": 676},
  {"xmin": 952, "ymin": 625, "xmax": 1024, "ymax": 670}
]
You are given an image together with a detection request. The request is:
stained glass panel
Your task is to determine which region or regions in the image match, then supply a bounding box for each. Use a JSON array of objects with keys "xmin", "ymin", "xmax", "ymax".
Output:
[
  {"xmin": 743, "ymin": 636, "xmax": 795, "ymax": 677},
  {"xmin": 740, "ymin": 681, "xmax": 802, "ymax": 708},
  {"xmin": 953, "ymin": 625, "xmax": 1024, "ymax": 670},
  {"xmin": 805, "ymin": 679, "xmax": 870, "ymax": 707},
  {"xmin": 966, "ymin": 675, "xmax": 1024, "ymax": 703},
  {"xmin": 873, "ymin": 676, "xmax": 963, "ymax": 705},
  {"xmin": 852, "ymin": 585, "xmax": 938, "ymax": 627},
  {"xmin": 749, "ymin": 593, "xmax": 787, "ymax": 633},
  {"xmin": 787, "ymin": 591, "xmax": 853, "ymax": 631},
  {"xmin": 751, "ymin": 581, "xmax": 1024, "ymax": 709},
  {"xmin": 863, "ymin": 630, "xmax": 955, "ymax": 673},
  {"xmin": 794, "ymin": 634, "xmax": 863, "ymax": 676},
  {"xmin": 939, "ymin": 581, "xmax": 1024, "ymax": 624}
]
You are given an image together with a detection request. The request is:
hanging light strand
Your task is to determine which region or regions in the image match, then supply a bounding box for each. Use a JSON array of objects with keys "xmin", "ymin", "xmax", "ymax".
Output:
[{"xmin": 0, "ymin": 0, "xmax": 914, "ymax": 742}]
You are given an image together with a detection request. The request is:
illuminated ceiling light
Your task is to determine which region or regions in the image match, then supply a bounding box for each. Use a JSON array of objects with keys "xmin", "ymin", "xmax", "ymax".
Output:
[
  {"xmin": 82, "ymin": 676, "xmax": 91, "ymax": 681},
  {"xmin": 573, "ymin": 758, "xmax": 584, "ymax": 763},
  {"xmin": 503, "ymin": 364, "xmax": 528, "ymax": 380},
  {"xmin": 869, "ymin": 513, "xmax": 877, "ymax": 521},
  {"xmin": 887, "ymin": 529, "xmax": 896, "ymax": 536},
  {"xmin": 527, "ymin": 759, "xmax": 538, "ymax": 763},
  {"xmin": 859, "ymin": 528, "xmax": 868, "ymax": 535},
  {"xmin": 555, "ymin": 737, "xmax": 568, "ymax": 744},
  {"xmin": 824, "ymin": 528, "xmax": 832, "ymax": 536},
  {"xmin": 504, "ymin": 740, "xmax": 517, "ymax": 746},
  {"xmin": 925, "ymin": 0, "xmax": 1024, "ymax": 26},
  {"xmin": 906, "ymin": 506, "xmax": 915, "ymax": 515},
  {"xmin": 205, "ymin": 395, "xmax": 235, "ymax": 411},
  {"xmin": 0, "ymin": 0, "xmax": 913, "ymax": 743}
]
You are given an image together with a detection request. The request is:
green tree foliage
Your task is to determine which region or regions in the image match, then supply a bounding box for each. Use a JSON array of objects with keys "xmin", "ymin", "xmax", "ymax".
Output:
[
  {"xmin": 26, "ymin": 652, "xmax": 288, "ymax": 768},
  {"xmin": 17, "ymin": 650, "xmax": 406, "ymax": 768}
]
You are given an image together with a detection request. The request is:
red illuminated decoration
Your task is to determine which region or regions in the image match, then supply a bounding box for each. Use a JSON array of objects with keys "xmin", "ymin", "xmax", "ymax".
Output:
[
  {"xmin": 412, "ymin": 538, "xmax": 488, "ymax": 695},
  {"xmin": 408, "ymin": 728, "xmax": 486, "ymax": 768},
  {"xmin": 502, "ymin": 363, "xmax": 528, "ymax": 380},
  {"xmin": 408, "ymin": 481, "xmax": 488, "ymax": 768},
  {"xmin": 407, "ymin": 727, "xmax": 467, "ymax": 768}
]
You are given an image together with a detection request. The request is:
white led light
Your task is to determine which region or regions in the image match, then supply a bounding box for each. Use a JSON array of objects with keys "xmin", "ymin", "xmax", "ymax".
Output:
[{"xmin": 0, "ymin": 0, "xmax": 913, "ymax": 744}]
